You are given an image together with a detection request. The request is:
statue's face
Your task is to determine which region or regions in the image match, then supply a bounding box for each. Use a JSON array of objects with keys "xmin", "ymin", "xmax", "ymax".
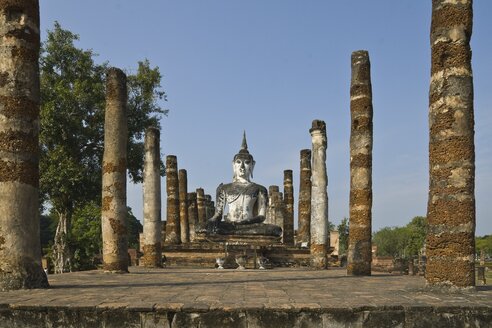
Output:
[{"xmin": 233, "ymin": 157, "xmax": 254, "ymax": 181}]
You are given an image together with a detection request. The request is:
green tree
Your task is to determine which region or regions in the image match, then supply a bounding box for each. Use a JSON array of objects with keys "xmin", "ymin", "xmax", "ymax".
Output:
[
  {"xmin": 40, "ymin": 214, "xmax": 58, "ymax": 253},
  {"xmin": 406, "ymin": 216, "xmax": 427, "ymax": 257},
  {"xmin": 372, "ymin": 216, "xmax": 427, "ymax": 259},
  {"xmin": 373, "ymin": 226, "xmax": 410, "ymax": 258},
  {"xmin": 40, "ymin": 22, "xmax": 167, "ymax": 272},
  {"xmin": 337, "ymin": 218, "xmax": 349, "ymax": 255},
  {"xmin": 476, "ymin": 235, "xmax": 492, "ymax": 257},
  {"xmin": 127, "ymin": 208, "xmax": 143, "ymax": 250},
  {"xmin": 70, "ymin": 204, "xmax": 143, "ymax": 271}
]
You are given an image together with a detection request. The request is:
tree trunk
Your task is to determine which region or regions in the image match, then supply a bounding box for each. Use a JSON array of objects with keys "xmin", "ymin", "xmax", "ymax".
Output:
[{"xmin": 52, "ymin": 211, "xmax": 72, "ymax": 274}]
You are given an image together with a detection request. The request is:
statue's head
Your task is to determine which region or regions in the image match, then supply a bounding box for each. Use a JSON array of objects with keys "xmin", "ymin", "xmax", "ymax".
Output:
[{"xmin": 233, "ymin": 132, "xmax": 255, "ymax": 182}]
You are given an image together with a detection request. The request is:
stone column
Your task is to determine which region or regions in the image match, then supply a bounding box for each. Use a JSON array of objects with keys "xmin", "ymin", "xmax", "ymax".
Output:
[
  {"xmin": 297, "ymin": 149, "xmax": 311, "ymax": 246},
  {"xmin": 347, "ymin": 50, "xmax": 373, "ymax": 276},
  {"xmin": 196, "ymin": 188, "xmax": 206, "ymax": 226},
  {"xmin": 179, "ymin": 169, "xmax": 189, "ymax": 243},
  {"xmin": 283, "ymin": 170, "xmax": 294, "ymax": 245},
  {"xmin": 275, "ymin": 191, "xmax": 286, "ymax": 242},
  {"xmin": 205, "ymin": 194, "xmax": 214, "ymax": 220},
  {"xmin": 266, "ymin": 185, "xmax": 279, "ymax": 225},
  {"xmin": 187, "ymin": 192, "xmax": 198, "ymax": 242},
  {"xmin": 142, "ymin": 127, "xmax": 162, "ymax": 267},
  {"xmin": 310, "ymin": 120, "xmax": 328, "ymax": 269},
  {"xmin": 165, "ymin": 155, "xmax": 180, "ymax": 244},
  {"xmin": 426, "ymin": 0, "xmax": 475, "ymax": 289},
  {"xmin": 101, "ymin": 68, "xmax": 128, "ymax": 273},
  {"xmin": 0, "ymin": 0, "xmax": 49, "ymax": 290}
]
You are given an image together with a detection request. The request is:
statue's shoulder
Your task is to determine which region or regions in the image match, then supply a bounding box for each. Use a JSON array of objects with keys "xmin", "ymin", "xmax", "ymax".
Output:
[
  {"xmin": 218, "ymin": 183, "xmax": 234, "ymax": 193},
  {"xmin": 251, "ymin": 183, "xmax": 267, "ymax": 195}
]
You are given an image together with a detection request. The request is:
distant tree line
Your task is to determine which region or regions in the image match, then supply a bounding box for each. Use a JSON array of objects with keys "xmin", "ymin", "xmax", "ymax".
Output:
[{"xmin": 336, "ymin": 215, "xmax": 491, "ymax": 260}]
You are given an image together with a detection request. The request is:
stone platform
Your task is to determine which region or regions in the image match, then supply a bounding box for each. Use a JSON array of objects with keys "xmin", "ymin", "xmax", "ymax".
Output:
[
  {"xmin": 163, "ymin": 242, "xmax": 311, "ymax": 268},
  {"xmin": 0, "ymin": 267, "xmax": 491, "ymax": 327}
]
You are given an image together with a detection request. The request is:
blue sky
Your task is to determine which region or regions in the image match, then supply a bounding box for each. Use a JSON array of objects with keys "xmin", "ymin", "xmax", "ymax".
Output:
[{"xmin": 41, "ymin": 1, "xmax": 492, "ymax": 235}]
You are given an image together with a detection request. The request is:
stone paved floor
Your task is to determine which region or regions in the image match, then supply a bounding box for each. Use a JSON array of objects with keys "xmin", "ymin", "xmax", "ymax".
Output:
[{"xmin": 1, "ymin": 267, "xmax": 491, "ymax": 311}]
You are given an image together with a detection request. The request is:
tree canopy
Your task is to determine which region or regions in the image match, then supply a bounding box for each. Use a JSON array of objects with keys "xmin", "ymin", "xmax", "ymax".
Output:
[
  {"xmin": 40, "ymin": 22, "xmax": 167, "ymax": 271},
  {"xmin": 372, "ymin": 216, "xmax": 427, "ymax": 258}
]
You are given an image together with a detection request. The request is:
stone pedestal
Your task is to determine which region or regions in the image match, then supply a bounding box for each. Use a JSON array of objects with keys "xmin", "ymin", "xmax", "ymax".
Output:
[
  {"xmin": 142, "ymin": 127, "xmax": 162, "ymax": 267},
  {"xmin": 165, "ymin": 156, "xmax": 180, "ymax": 244},
  {"xmin": 310, "ymin": 120, "xmax": 328, "ymax": 269},
  {"xmin": 0, "ymin": 0, "xmax": 49, "ymax": 290},
  {"xmin": 347, "ymin": 50, "xmax": 373, "ymax": 276},
  {"xmin": 297, "ymin": 149, "xmax": 311, "ymax": 246},
  {"xmin": 102, "ymin": 68, "xmax": 128, "ymax": 273},
  {"xmin": 426, "ymin": 0, "xmax": 475, "ymax": 289}
]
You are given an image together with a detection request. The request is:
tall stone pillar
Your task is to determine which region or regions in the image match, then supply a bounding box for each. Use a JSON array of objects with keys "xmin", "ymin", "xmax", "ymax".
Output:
[
  {"xmin": 179, "ymin": 169, "xmax": 189, "ymax": 243},
  {"xmin": 196, "ymin": 188, "xmax": 206, "ymax": 226},
  {"xmin": 283, "ymin": 170, "xmax": 294, "ymax": 245},
  {"xmin": 0, "ymin": 0, "xmax": 49, "ymax": 290},
  {"xmin": 426, "ymin": 0, "xmax": 475, "ymax": 289},
  {"xmin": 142, "ymin": 127, "xmax": 162, "ymax": 267},
  {"xmin": 165, "ymin": 155, "xmax": 180, "ymax": 244},
  {"xmin": 187, "ymin": 192, "xmax": 198, "ymax": 242},
  {"xmin": 310, "ymin": 120, "xmax": 328, "ymax": 269},
  {"xmin": 205, "ymin": 194, "xmax": 214, "ymax": 220},
  {"xmin": 266, "ymin": 185, "xmax": 280, "ymax": 225},
  {"xmin": 297, "ymin": 149, "xmax": 311, "ymax": 247},
  {"xmin": 347, "ymin": 50, "xmax": 373, "ymax": 276},
  {"xmin": 102, "ymin": 68, "xmax": 128, "ymax": 273}
]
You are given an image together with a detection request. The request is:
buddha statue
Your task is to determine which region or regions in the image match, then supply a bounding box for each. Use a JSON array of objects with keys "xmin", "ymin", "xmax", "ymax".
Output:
[{"xmin": 206, "ymin": 133, "xmax": 282, "ymax": 237}]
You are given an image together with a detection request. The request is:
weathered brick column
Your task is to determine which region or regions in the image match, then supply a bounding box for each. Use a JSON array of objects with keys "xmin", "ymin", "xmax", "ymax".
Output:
[
  {"xmin": 266, "ymin": 185, "xmax": 280, "ymax": 225},
  {"xmin": 283, "ymin": 170, "xmax": 295, "ymax": 245},
  {"xmin": 0, "ymin": 0, "xmax": 49, "ymax": 290},
  {"xmin": 142, "ymin": 127, "xmax": 162, "ymax": 267},
  {"xmin": 179, "ymin": 169, "xmax": 189, "ymax": 243},
  {"xmin": 165, "ymin": 155, "xmax": 180, "ymax": 244},
  {"xmin": 102, "ymin": 68, "xmax": 128, "ymax": 273},
  {"xmin": 196, "ymin": 188, "xmax": 206, "ymax": 227},
  {"xmin": 426, "ymin": 0, "xmax": 475, "ymax": 289},
  {"xmin": 347, "ymin": 50, "xmax": 373, "ymax": 276},
  {"xmin": 271, "ymin": 189, "xmax": 286, "ymax": 240},
  {"xmin": 187, "ymin": 192, "xmax": 198, "ymax": 242},
  {"xmin": 297, "ymin": 149, "xmax": 311, "ymax": 246},
  {"xmin": 310, "ymin": 120, "xmax": 328, "ymax": 269},
  {"xmin": 205, "ymin": 194, "xmax": 214, "ymax": 220}
]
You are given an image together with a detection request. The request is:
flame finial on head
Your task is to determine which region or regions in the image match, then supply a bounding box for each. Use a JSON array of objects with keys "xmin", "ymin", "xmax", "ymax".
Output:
[
  {"xmin": 234, "ymin": 131, "xmax": 254, "ymax": 161},
  {"xmin": 241, "ymin": 131, "xmax": 248, "ymax": 152}
]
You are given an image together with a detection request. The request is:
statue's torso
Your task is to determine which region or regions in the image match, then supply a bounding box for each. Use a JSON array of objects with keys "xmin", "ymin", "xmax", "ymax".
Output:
[{"xmin": 218, "ymin": 182, "xmax": 267, "ymax": 223}]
